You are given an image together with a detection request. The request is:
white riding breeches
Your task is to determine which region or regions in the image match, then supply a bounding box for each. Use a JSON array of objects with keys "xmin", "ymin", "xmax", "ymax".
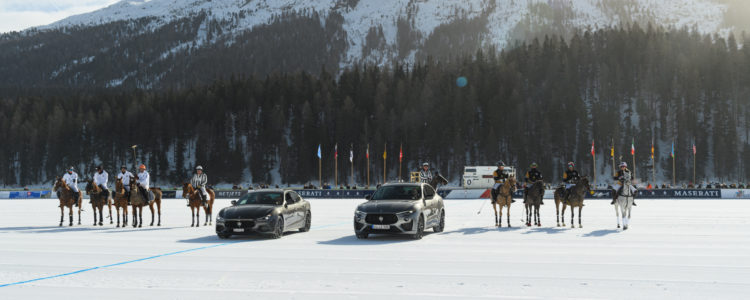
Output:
[
  {"xmin": 199, "ymin": 187, "xmax": 208, "ymax": 198},
  {"xmin": 565, "ymin": 183, "xmax": 575, "ymax": 190},
  {"xmin": 613, "ymin": 183, "xmax": 636, "ymax": 193}
]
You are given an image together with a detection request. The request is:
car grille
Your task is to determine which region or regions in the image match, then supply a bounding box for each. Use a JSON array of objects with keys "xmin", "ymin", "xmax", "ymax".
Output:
[
  {"xmin": 365, "ymin": 214, "xmax": 397, "ymax": 225},
  {"xmin": 225, "ymin": 220, "xmax": 255, "ymax": 229},
  {"xmin": 400, "ymin": 220, "xmax": 413, "ymax": 231}
]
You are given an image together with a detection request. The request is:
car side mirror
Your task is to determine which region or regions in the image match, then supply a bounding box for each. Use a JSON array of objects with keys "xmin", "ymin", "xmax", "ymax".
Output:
[
  {"xmin": 231, "ymin": 200, "xmax": 237, "ymax": 206},
  {"xmin": 365, "ymin": 194, "xmax": 371, "ymax": 200}
]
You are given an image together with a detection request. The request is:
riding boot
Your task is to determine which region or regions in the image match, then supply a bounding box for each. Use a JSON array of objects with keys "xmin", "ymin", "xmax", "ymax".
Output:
[{"xmin": 73, "ymin": 192, "xmax": 79, "ymax": 206}]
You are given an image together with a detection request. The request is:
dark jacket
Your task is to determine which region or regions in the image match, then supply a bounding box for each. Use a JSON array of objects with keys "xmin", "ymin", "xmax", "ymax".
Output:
[
  {"xmin": 563, "ymin": 169, "xmax": 580, "ymax": 183},
  {"xmin": 493, "ymin": 168, "xmax": 509, "ymax": 184},
  {"xmin": 525, "ymin": 168, "xmax": 543, "ymax": 183}
]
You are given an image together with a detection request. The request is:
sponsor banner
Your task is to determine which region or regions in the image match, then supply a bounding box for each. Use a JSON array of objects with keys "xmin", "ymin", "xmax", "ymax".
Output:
[
  {"xmin": 161, "ymin": 190, "xmax": 177, "ymax": 199},
  {"xmin": 295, "ymin": 189, "xmax": 374, "ymax": 199},
  {"xmin": 638, "ymin": 189, "xmax": 721, "ymax": 199},
  {"xmin": 720, "ymin": 189, "xmax": 750, "ymax": 199},
  {"xmin": 9, "ymin": 191, "xmax": 51, "ymax": 199},
  {"xmin": 214, "ymin": 190, "xmax": 247, "ymax": 199}
]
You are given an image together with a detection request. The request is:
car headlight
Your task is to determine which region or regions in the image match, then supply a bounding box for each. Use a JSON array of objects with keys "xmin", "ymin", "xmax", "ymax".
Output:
[
  {"xmin": 217, "ymin": 215, "xmax": 224, "ymax": 222},
  {"xmin": 258, "ymin": 214, "xmax": 272, "ymax": 221},
  {"xmin": 355, "ymin": 210, "xmax": 366, "ymax": 221},
  {"xmin": 397, "ymin": 210, "xmax": 414, "ymax": 221}
]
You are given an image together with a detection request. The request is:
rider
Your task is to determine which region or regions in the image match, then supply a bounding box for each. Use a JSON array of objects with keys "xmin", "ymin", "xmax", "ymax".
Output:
[
  {"xmin": 62, "ymin": 166, "xmax": 80, "ymax": 206},
  {"xmin": 189, "ymin": 165, "xmax": 209, "ymax": 207},
  {"xmin": 136, "ymin": 164, "xmax": 150, "ymax": 202},
  {"xmin": 562, "ymin": 162, "xmax": 580, "ymax": 201},
  {"xmin": 93, "ymin": 165, "xmax": 110, "ymax": 201},
  {"xmin": 117, "ymin": 166, "xmax": 134, "ymax": 200},
  {"xmin": 491, "ymin": 161, "xmax": 514, "ymax": 203},
  {"xmin": 524, "ymin": 162, "xmax": 544, "ymax": 205},
  {"xmin": 419, "ymin": 162, "xmax": 433, "ymax": 184},
  {"xmin": 612, "ymin": 162, "xmax": 637, "ymax": 206}
]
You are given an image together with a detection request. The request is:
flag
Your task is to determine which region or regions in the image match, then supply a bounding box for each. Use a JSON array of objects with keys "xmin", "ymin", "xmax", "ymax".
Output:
[
  {"xmin": 366, "ymin": 144, "xmax": 370, "ymax": 159},
  {"xmin": 383, "ymin": 146, "xmax": 387, "ymax": 159},
  {"xmin": 692, "ymin": 143, "xmax": 696, "ymax": 156},
  {"xmin": 651, "ymin": 139, "xmax": 654, "ymax": 159},
  {"xmin": 670, "ymin": 141, "xmax": 674, "ymax": 158},
  {"xmin": 399, "ymin": 145, "xmax": 403, "ymax": 163},
  {"xmin": 610, "ymin": 143, "xmax": 614, "ymax": 157},
  {"xmin": 317, "ymin": 145, "xmax": 321, "ymax": 159},
  {"xmin": 631, "ymin": 138, "xmax": 635, "ymax": 156},
  {"xmin": 335, "ymin": 144, "xmax": 338, "ymax": 159},
  {"xmin": 590, "ymin": 140, "xmax": 595, "ymax": 156},
  {"xmin": 349, "ymin": 146, "xmax": 353, "ymax": 163}
]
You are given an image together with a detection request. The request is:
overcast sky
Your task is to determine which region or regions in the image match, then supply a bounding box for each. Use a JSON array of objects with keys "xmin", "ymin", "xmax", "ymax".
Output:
[{"xmin": 0, "ymin": 0, "xmax": 119, "ymax": 33}]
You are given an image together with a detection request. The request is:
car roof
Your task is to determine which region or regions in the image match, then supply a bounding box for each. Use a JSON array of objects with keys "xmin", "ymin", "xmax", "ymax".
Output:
[
  {"xmin": 247, "ymin": 189, "xmax": 293, "ymax": 193},
  {"xmin": 381, "ymin": 182, "xmax": 424, "ymax": 187}
]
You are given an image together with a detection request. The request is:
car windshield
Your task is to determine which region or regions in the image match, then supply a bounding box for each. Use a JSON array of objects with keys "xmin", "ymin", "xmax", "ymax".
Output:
[
  {"xmin": 237, "ymin": 192, "xmax": 283, "ymax": 205},
  {"xmin": 370, "ymin": 185, "xmax": 422, "ymax": 200}
]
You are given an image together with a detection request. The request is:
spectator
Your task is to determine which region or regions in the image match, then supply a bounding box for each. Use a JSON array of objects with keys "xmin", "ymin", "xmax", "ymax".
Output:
[
  {"xmin": 730, "ymin": 183, "xmax": 737, "ymax": 188},
  {"xmin": 646, "ymin": 183, "xmax": 653, "ymax": 190}
]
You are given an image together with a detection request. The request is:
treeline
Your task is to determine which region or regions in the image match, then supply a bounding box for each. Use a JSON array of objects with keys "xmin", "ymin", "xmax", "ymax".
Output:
[{"xmin": 1, "ymin": 25, "xmax": 750, "ymax": 186}]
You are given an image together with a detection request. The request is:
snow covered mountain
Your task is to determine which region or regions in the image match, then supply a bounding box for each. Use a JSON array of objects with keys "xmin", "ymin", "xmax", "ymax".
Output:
[{"xmin": 0, "ymin": 0, "xmax": 737, "ymax": 88}]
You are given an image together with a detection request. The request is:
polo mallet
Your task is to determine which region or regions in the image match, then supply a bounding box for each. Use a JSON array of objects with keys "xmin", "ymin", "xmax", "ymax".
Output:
[{"xmin": 477, "ymin": 199, "xmax": 487, "ymax": 214}]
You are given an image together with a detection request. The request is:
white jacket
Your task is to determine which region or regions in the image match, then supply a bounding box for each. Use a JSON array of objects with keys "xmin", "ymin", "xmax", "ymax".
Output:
[
  {"xmin": 137, "ymin": 170, "xmax": 150, "ymax": 190},
  {"xmin": 117, "ymin": 171, "xmax": 134, "ymax": 189},
  {"xmin": 62, "ymin": 172, "xmax": 79, "ymax": 192},
  {"xmin": 94, "ymin": 170, "xmax": 108, "ymax": 187}
]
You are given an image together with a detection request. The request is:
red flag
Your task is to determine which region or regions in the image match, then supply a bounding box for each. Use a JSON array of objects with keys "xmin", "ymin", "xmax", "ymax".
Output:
[
  {"xmin": 335, "ymin": 143, "xmax": 338, "ymax": 159},
  {"xmin": 366, "ymin": 144, "xmax": 369, "ymax": 159},
  {"xmin": 693, "ymin": 144, "xmax": 696, "ymax": 155},
  {"xmin": 399, "ymin": 145, "xmax": 403, "ymax": 162},
  {"xmin": 631, "ymin": 138, "xmax": 635, "ymax": 156},
  {"xmin": 590, "ymin": 140, "xmax": 595, "ymax": 156}
]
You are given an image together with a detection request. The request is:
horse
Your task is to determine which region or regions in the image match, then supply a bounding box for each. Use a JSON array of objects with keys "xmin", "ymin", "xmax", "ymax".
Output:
[
  {"xmin": 561, "ymin": 177, "xmax": 589, "ymax": 228},
  {"xmin": 492, "ymin": 176, "xmax": 517, "ymax": 227},
  {"xmin": 524, "ymin": 180, "xmax": 544, "ymax": 227},
  {"xmin": 614, "ymin": 173, "xmax": 635, "ymax": 230},
  {"xmin": 84, "ymin": 180, "xmax": 113, "ymax": 226},
  {"xmin": 183, "ymin": 183, "xmax": 216, "ymax": 227},
  {"xmin": 553, "ymin": 186, "xmax": 565, "ymax": 227},
  {"xmin": 52, "ymin": 177, "xmax": 82, "ymax": 226},
  {"xmin": 429, "ymin": 172, "xmax": 449, "ymax": 188},
  {"xmin": 113, "ymin": 178, "xmax": 129, "ymax": 227},
  {"xmin": 127, "ymin": 178, "xmax": 162, "ymax": 227}
]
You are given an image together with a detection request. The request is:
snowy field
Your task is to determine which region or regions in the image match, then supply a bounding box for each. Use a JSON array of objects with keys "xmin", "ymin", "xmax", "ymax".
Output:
[{"xmin": 1, "ymin": 198, "xmax": 748, "ymax": 299}]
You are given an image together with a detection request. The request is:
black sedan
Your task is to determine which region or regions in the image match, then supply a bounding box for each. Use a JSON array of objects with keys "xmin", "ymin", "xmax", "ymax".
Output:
[{"xmin": 216, "ymin": 189, "xmax": 311, "ymax": 239}]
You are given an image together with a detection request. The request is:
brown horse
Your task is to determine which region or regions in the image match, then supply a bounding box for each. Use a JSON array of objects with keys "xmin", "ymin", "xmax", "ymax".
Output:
[
  {"xmin": 127, "ymin": 178, "xmax": 162, "ymax": 227},
  {"xmin": 553, "ymin": 186, "xmax": 565, "ymax": 227},
  {"xmin": 524, "ymin": 180, "xmax": 544, "ymax": 227},
  {"xmin": 559, "ymin": 177, "xmax": 589, "ymax": 228},
  {"xmin": 182, "ymin": 183, "xmax": 215, "ymax": 227},
  {"xmin": 492, "ymin": 176, "xmax": 517, "ymax": 227},
  {"xmin": 113, "ymin": 178, "xmax": 129, "ymax": 227},
  {"xmin": 85, "ymin": 180, "xmax": 113, "ymax": 226},
  {"xmin": 53, "ymin": 177, "xmax": 81, "ymax": 226}
]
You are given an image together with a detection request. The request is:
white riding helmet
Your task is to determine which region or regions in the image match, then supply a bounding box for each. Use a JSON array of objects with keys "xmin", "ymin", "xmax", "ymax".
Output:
[
  {"xmin": 620, "ymin": 162, "xmax": 628, "ymax": 167},
  {"xmin": 196, "ymin": 166, "xmax": 203, "ymax": 170},
  {"xmin": 422, "ymin": 162, "xmax": 429, "ymax": 167}
]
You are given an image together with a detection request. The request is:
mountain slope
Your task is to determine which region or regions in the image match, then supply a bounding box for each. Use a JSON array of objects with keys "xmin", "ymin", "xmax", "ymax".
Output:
[{"xmin": 0, "ymin": 0, "xmax": 734, "ymax": 89}]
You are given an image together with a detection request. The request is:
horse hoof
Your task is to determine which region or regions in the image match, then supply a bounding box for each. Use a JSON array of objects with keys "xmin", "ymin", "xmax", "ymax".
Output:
[
  {"xmin": 623, "ymin": 226, "xmax": 628, "ymax": 230},
  {"xmin": 579, "ymin": 225, "xmax": 583, "ymax": 228},
  {"xmin": 158, "ymin": 223, "xmax": 161, "ymax": 226},
  {"xmin": 110, "ymin": 221, "xmax": 113, "ymax": 224},
  {"xmin": 537, "ymin": 223, "xmax": 541, "ymax": 227},
  {"xmin": 617, "ymin": 225, "xmax": 621, "ymax": 228},
  {"xmin": 138, "ymin": 224, "xmax": 142, "ymax": 228},
  {"xmin": 59, "ymin": 223, "xmax": 63, "ymax": 227},
  {"xmin": 191, "ymin": 224, "xmax": 194, "ymax": 227}
]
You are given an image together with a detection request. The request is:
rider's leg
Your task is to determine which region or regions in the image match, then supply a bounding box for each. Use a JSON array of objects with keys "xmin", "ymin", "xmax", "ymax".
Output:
[{"xmin": 631, "ymin": 185, "xmax": 637, "ymax": 206}]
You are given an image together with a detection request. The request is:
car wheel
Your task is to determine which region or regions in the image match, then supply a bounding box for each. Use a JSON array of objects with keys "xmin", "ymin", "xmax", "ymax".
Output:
[
  {"xmin": 271, "ymin": 217, "xmax": 284, "ymax": 239},
  {"xmin": 218, "ymin": 233, "xmax": 231, "ymax": 239},
  {"xmin": 355, "ymin": 232, "xmax": 369, "ymax": 239},
  {"xmin": 412, "ymin": 215, "xmax": 425, "ymax": 240},
  {"xmin": 433, "ymin": 210, "xmax": 445, "ymax": 233},
  {"xmin": 299, "ymin": 211, "xmax": 311, "ymax": 232}
]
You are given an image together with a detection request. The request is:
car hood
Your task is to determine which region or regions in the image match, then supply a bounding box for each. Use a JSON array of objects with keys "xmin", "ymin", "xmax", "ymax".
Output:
[
  {"xmin": 221, "ymin": 205, "xmax": 276, "ymax": 219},
  {"xmin": 357, "ymin": 200, "xmax": 419, "ymax": 213}
]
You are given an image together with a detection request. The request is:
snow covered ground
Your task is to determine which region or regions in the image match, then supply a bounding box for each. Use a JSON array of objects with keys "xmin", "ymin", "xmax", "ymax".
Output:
[{"xmin": 1, "ymin": 198, "xmax": 748, "ymax": 299}]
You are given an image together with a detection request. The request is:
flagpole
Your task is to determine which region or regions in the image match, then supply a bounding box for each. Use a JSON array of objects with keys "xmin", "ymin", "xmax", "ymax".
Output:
[
  {"xmin": 611, "ymin": 138, "xmax": 616, "ymax": 176},
  {"xmin": 693, "ymin": 140, "xmax": 696, "ymax": 185},
  {"xmin": 334, "ymin": 143, "xmax": 338, "ymax": 188},
  {"xmin": 651, "ymin": 135, "xmax": 655, "ymax": 186},
  {"xmin": 632, "ymin": 138, "xmax": 636, "ymax": 181},
  {"xmin": 318, "ymin": 151, "xmax": 322, "ymax": 189},
  {"xmin": 366, "ymin": 144, "xmax": 370, "ymax": 188},
  {"xmin": 351, "ymin": 144, "xmax": 354, "ymax": 186},
  {"xmin": 383, "ymin": 143, "xmax": 387, "ymax": 184},
  {"xmin": 592, "ymin": 140, "xmax": 596, "ymax": 187},
  {"xmin": 398, "ymin": 143, "xmax": 402, "ymax": 182},
  {"xmin": 672, "ymin": 138, "xmax": 677, "ymax": 188}
]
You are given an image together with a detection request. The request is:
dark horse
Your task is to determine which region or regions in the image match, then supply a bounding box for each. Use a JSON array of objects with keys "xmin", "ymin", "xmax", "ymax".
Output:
[
  {"xmin": 85, "ymin": 180, "xmax": 113, "ymax": 226},
  {"xmin": 182, "ymin": 183, "xmax": 216, "ymax": 227},
  {"xmin": 127, "ymin": 177, "xmax": 163, "ymax": 227},
  {"xmin": 429, "ymin": 173, "xmax": 449, "ymax": 189},
  {"xmin": 560, "ymin": 177, "xmax": 589, "ymax": 228},
  {"xmin": 53, "ymin": 177, "xmax": 82, "ymax": 226},
  {"xmin": 524, "ymin": 180, "xmax": 545, "ymax": 227}
]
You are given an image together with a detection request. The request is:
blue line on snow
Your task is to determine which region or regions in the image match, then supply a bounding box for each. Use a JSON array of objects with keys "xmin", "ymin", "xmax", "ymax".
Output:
[{"xmin": 0, "ymin": 222, "xmax": 346, "ymax": 288}]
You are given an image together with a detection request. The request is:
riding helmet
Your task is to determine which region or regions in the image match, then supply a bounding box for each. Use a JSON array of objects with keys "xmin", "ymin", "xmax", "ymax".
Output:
[
  {"xmin": 139, "ymin": 164, "xmax": 146, "ymax": 169},
  {"xmin": 568, "ymin": 162, "xmax": 575, "ymax": 167},
  {"xmin": 620, "ymin": 162, "xmax": 627, "ymax": 167},
  {"xmin": 530, "ymin": 162, "xmax": 538, "ymax": 168},
  {"xmin": 497, "ymin": 161, "xmax": 505, "ymax": 167},
  {"xmin": 423, "ymin": 162, "xmax": 429, "ymax": 167},
  {"xmin": 196, "ymin": 165, "xmax": 203, "ymax": 170}
]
